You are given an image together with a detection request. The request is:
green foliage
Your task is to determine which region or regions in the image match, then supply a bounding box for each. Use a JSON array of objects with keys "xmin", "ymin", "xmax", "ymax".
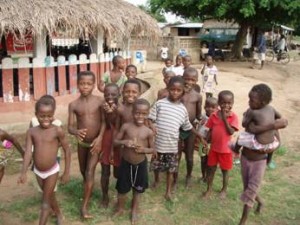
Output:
[{"xmin": 138, "ymin": 4, "xmax": 167, "ymax": 22}]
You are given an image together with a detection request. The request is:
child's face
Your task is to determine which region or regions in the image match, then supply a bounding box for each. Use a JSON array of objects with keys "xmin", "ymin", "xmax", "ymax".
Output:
[
  {"xmin": 165, "ymin": 60, "xmax": 172, "ymax": 68},
  {"xmin": 78, "ymin": 75, "xmax": 95, "ymax": 97},
  {"xmin": 36, "ymin": 105, "xmax": 55, "ymax": 129},
  {"xmin": 206, "ymin": 56, "xmax": 213, "ymax": 65},
  {"xmin": 122, "ymin": 83, "xmax": 140, "ymax": 104},
  {"xmin": 204, "ymin": 102, "xmax": 218, "ymax": 117},
  {"xmin": 125, "ymin": 67, "xmax": 137, "ymax": 79},
  {"xmin": 218, "ymin": 94, "xmax": 234, "ymax": 114},
  {"xmin": 176, "ymin": 56, "xmax": 182, "ymax": 65},
  {"xmin": 104, "ymin": 87, "xmax": 119, "ymax": 106},
  {"xmin": 133, "ymin": 104, "xmax": 149, "ymax": 126},
  {"xmin": 182, "ymin": 57, "xmax": 191, "ymax": 68},
  {"xmin": 117, "ymin": 58, "xmax": 126, "ymax": 70},
  {"xmin": 168, "ymin": 82, "xmax": 184, "ymax": 102},
  {"xmin": 248, "ymin": 91, "xmax": 264, "ymax": 109},
  {"xmin": 183, "ymin": 73, "xmax": 198, "ymax": 92},
  {"xmin": 163, "ymin": 74, "xmax": 175, "ymax": 86}
]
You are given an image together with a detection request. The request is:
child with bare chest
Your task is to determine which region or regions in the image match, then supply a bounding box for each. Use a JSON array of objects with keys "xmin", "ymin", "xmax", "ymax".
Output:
[
  {"xmin": 157, "ymin": 70, "xmax": 175, "ymax": 100},
  {"xmin": 18, "ymin": 95, "xmax": 71, "ymax": 225},
  {"xmin": 177, "ymin": 67, "xmax": 203, "ymax": 187},
  {"xmin": 68, "ymin": 71, "xmax": 105, "ymax": 219},
  {"xmin": 113, "ymin": 99, "xmax": 154, "ymax": 224}
]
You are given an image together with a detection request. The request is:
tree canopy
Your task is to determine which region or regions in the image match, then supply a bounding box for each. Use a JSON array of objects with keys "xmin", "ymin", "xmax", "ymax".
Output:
[
  {"xmin": 138, "ymin": 4, "xmax": 166, "ymax": 23},
  {"xmin": 149, "ymin": 0, "xmax": 300, "ymax": 58}
]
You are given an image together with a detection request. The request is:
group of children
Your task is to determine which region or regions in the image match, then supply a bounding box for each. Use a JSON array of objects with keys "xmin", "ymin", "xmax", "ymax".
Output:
[{"xmin": 0, "ymin": 54, "xmax": 288, "ymax": 225}]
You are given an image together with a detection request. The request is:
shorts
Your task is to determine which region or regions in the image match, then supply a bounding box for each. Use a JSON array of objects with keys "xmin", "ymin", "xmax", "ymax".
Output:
[
  {"xmin": 207, "ymin": 150, "xmax": 232, "ymax": 170},
  {"xmin": 237, "ymin": 131, "xmax": 279, "ymax": 151},
  {"xmin": 180, "ymin": 129, "xmax": 191, "ymax": 140},
  {"xmin": 34, "ymin": 162, "xmax": 60, "ymax": 179},
  {"xmin": 116, "ymin": 158, "xmax": 148, "ymax": 194},
  {"xmin": 258, "ymin": 53, "xmax": 266, "ymax": 61},
  {"xmin": 150, "ymin": 152, "xmax": 178, "ymax": 173},
  {"xmin": 100, "ymin": 128, "xmax": 121, "ymax": 166}
]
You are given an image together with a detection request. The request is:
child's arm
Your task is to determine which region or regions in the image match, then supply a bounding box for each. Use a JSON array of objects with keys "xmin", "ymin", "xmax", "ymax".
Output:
[
  {"xmin": 247, "ymin": 118, "xmax": 288, "ymax": 134},
  {"xmin": 196, "ymin": 94, "xmax": 203, "ymax": 122},
  {"xmin": 242, "ymin": 109, "xmax": 253, "ymax": 128},
  {"xmin": 68, "ymin": 103, "xmax": 87, "ymax": 141},
  {"xmin": 214, "ymin": 74, "xmax": 218, "ymax": 85},
  {"xmin": 0, "ymin": 130, "xmax": 24, "ymax": 157},
  {"xmin": 57, "ymin": 127, "xmax": 71, "ymax": 184},
  {"xmin": 135, "ymin": 130, "xmax": 155, "ymax": 154},
  {"xmin": 113, "ymin": 124, "xmax": 135, "ymax": 148},
  {"xmin": 201, "ymin": 64, "xmax": 206, "ymax": 75},
  {"xmin": 18, "ymin": 130, "xmax": 33, "ymax": 184},
  {"xmin": 90, "ymin": 108, "xmax": 106, "ymax": 154},
  {"xmin": 221, "ymin": 110, "xmax": 237, "ymax": 135}
]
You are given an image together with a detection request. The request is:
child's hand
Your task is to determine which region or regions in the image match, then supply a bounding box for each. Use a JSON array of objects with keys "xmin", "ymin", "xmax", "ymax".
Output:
[
  {"xmin": 135, "ymin": 146, "xmax": 144, "ymax": 153},
  {"xmin": 202, "ymin": 146, "xmax": 209, "ymax": 155},
  {"xmin": 151, "ymin": 150, "xmax": 158, "ymax": 159},
  {"xmin": 274, "ymin": 118, "xmax": 288, "ymax": 129},
  {"xmin": 90, "ymin": 137, "xmax": 102, "ymax": 154},
  {"xmin": 18, "ymin": 173, "xmax": 27, "ymax": 184},
  {"xmin": 60, "ymin": 173, "xmax": 70, "ymax": 184},
  {"xmin": 76, "ymin": 129, "xmax": 87, "ymax": 141},
  {"xmin": 124, "ymin": 140, "xmax": 135, "ymax": 148}
]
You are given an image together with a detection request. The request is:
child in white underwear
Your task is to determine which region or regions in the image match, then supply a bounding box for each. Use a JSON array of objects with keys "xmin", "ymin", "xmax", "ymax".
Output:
[{"xmin": 18, "ymin": 95, "xmax": 71, "ymax": 225}]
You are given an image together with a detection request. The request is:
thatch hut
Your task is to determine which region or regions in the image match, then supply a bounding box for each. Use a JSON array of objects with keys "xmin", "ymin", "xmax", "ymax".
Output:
[{"xmin": 0, "ymin": 0, "xmax": 160, "ymax": 57}]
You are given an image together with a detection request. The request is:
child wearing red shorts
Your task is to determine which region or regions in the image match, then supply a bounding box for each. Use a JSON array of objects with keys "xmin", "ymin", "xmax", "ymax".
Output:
[{"xmin": 203, "ymin": 90, "xmax": 239, "ymax": 199}]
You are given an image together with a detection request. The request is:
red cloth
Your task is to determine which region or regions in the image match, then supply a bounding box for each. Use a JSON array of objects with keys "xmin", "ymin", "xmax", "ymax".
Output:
[
  {"xmin": 207, "ymin": 150, "xmax": 233, "ymax": 170},
  {"xmin": 206, "ymin": 111, "xmax": 239, "ymax": 153},
  {"xmin": 100, "ymin": 128, "xmax": 121, "ymax": 166}
]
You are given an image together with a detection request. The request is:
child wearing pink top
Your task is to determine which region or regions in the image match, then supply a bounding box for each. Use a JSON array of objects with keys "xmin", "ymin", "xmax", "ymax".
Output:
[{"xmin": 203, "ymin": 90, "xmax": 239, "ymax": 199}]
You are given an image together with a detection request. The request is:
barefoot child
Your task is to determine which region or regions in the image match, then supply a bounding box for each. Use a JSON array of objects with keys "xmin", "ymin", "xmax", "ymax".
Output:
[
  {"xmin": 201, "ymin": 55, "xmax": 218, "ymax": 98},
  {"xmin": 197, "ymin": 97, "xmax": 218, "ymax": 182},
  {"xmin": 0, "ymin": 129, "xmax": 24, "ymax": 183},
  {"xmin": 149, "ymin": 76, "xmax": 205, "ymax": 200},
  {"xmin": 157, "ymin": 70, "xmax": 175, "ymax": 100},
  {"xmin": 125, "ymin": 64, "xmax": 138, "ymax": 79},
  {"xmin": 18, "ymin": 95, "xmax": 71, "ymax": 225},
  {"xmin": 99, "ymin": 83, "xmax": 120, "ymax": 207},
  {"xmin": 68, "ymin": 71, "xmax": 105, "ymax": 218},
  {"xmin": 203, "ymin": 90, "xmax": 239, "ymax": 199},
  {"xmin": 98, "ymin": 55, "xmax": 127, "ymax": 92},
  {"xmin": 114, "ymin": 99, "xmax": 154, "ymax": 224},
  {"xmin": 177, "ymin": 67, "xmax": 203, "ymax": 187},
  {"xmin": 236, "ymin": 84, "xmax": 288, "ymax": 225}
]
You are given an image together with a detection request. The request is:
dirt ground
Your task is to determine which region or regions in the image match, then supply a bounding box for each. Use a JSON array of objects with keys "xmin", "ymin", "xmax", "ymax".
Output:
[{"xmin": 0, "ymin": 59, "xmax": 299, "ymax": 225}]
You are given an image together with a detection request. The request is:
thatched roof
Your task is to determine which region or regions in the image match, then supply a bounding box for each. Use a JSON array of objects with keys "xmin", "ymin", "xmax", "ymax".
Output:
[
  {"xmin": 0, "ymin": 0, "xmax": 160, "ymax": 39},
  {"xmin": 203, "ymin": 20, "xmax": 239, "ymax": 29}
]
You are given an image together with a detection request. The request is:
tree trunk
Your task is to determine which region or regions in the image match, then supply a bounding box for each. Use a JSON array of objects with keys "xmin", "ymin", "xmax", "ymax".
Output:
[{"xmin": 231, "ymin": 22, "xmax": 249, "ymax": 59}]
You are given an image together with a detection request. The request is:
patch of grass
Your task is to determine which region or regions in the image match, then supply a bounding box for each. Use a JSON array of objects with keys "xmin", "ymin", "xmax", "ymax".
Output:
[{"xmin": 3, "ymin": 149, "xmax": 300, "ymax": 225}]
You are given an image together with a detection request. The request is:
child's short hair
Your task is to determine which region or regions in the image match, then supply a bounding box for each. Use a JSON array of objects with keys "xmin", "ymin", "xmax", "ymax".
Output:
[
  {"xmin": 251, "ymin": 83, "xmax": 272, "ymax": 104},
  {"xmin": 183, "ymin": 67, "xmax": 198, "ymax": 77},
  {"xmin": 112, "ymin": 55, "xmax": 124, "ymax": 66},
  {"xmin": 183, "ymin": 55, "xmax": 192, "ymax": 61},
  {"xmin": 164, "ymin": 58, "xmax": 172, "ymax": 63},
  {"xmin": 167, "ymin": 76, "xmax": 184, "ymax": 89},
  {"xmin": 218, "ymin": 90, "xmax": 234, "ymax": 101},
  {"xmin": 205, "ymin": 97, "xmax": 218, "ymax": 106},
  {"xmin": 77, "ymin": 71, "xmax": 95, "ymax": 82},
  {"xmin": 104, "ymin": 83, "xmax": 120, "ymax": 93},
  {"xmin": 164, "ymin": 70, "xmax": 176, "ymax": 78},
  {"xmin": 176, "ymin": 54, "xmax": 183, "ymax": 60},
  {"xmin": 35, "ymin": 95, "xmax": 56, "ymax": 112},
  {"xmin": 133, "ymin": 98, "xmax": 150, "ymax": 111},
  {"xmin": 124, "ymin": 78, "xmax": 141, "ymax": 92},
  {"xmin": 126, "ymin": 64, "xmax": 137, "ymax": 72}
]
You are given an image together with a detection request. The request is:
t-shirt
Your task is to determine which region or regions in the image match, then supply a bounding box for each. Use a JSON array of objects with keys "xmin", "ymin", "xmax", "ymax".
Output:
[
  {"xmin": 172, "ymin": 66, "xmax": 184, "ymax": 76},
  {"xmin": 102, "ymin": 71, "xmax": 127, "ymax": 88},
  {"xmin": 206, "ymin": 111, "xmax": 239, "ymax": 153},
  {"xmin": 160, "ymin": 47, "xmax": 169, "ymax": 59},
  {"xmin": 149, "ymin": 98, "xmax": 193, "ymax": 153}
]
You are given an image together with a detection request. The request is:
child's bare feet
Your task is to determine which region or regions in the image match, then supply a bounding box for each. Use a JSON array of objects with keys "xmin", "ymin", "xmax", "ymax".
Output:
[
  {"xmin": 171, "ymin": 181, "xmax": 177, "ymax": 194},
  {"xmin": 255, "ymin": 201, "xmax": 264, "ymax": 214},
  {"xmin": 56, "ymin": 213, "xmax": 64, "ymax": 225},
  {"xmin": 151, "ymin": 181, "xmax": 159, "ymax": 189},
  {"xmin": 219, "ymin": 190, "xmax": 227, "ymax": 199},
  {"xmin": 202, "ymin": 190, "xmax": 212, "ymax": 199},
  {"xmin": 185, "ymin": 176, "xmax": 191, "ymax": 188},
  {"xmin": 131, "ymin": 210, "xmax": 139, "ymax": 225},
  {"xmin": 164, "ymin": 192, "xmax": 172, "ymax": 201},
  {"xmin": 101, "ymin": 195, "xmax": 109, "ymax": 208},
  {"xmin": 81, "ymin": 208, "xmax": 93, "ymax": 219}
]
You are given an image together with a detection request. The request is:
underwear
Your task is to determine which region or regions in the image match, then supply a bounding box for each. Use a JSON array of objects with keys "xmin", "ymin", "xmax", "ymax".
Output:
[
  {"xmin": 78, "ymin": 140, "xmax": 92, "ymax": 148},
  {"xmin": 34, "ymin": 162, "xmax": 60, "ymax": 179},
  {"xmin": 237, "ymin": 131, "xmax": 279, "ymax": 151}
]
